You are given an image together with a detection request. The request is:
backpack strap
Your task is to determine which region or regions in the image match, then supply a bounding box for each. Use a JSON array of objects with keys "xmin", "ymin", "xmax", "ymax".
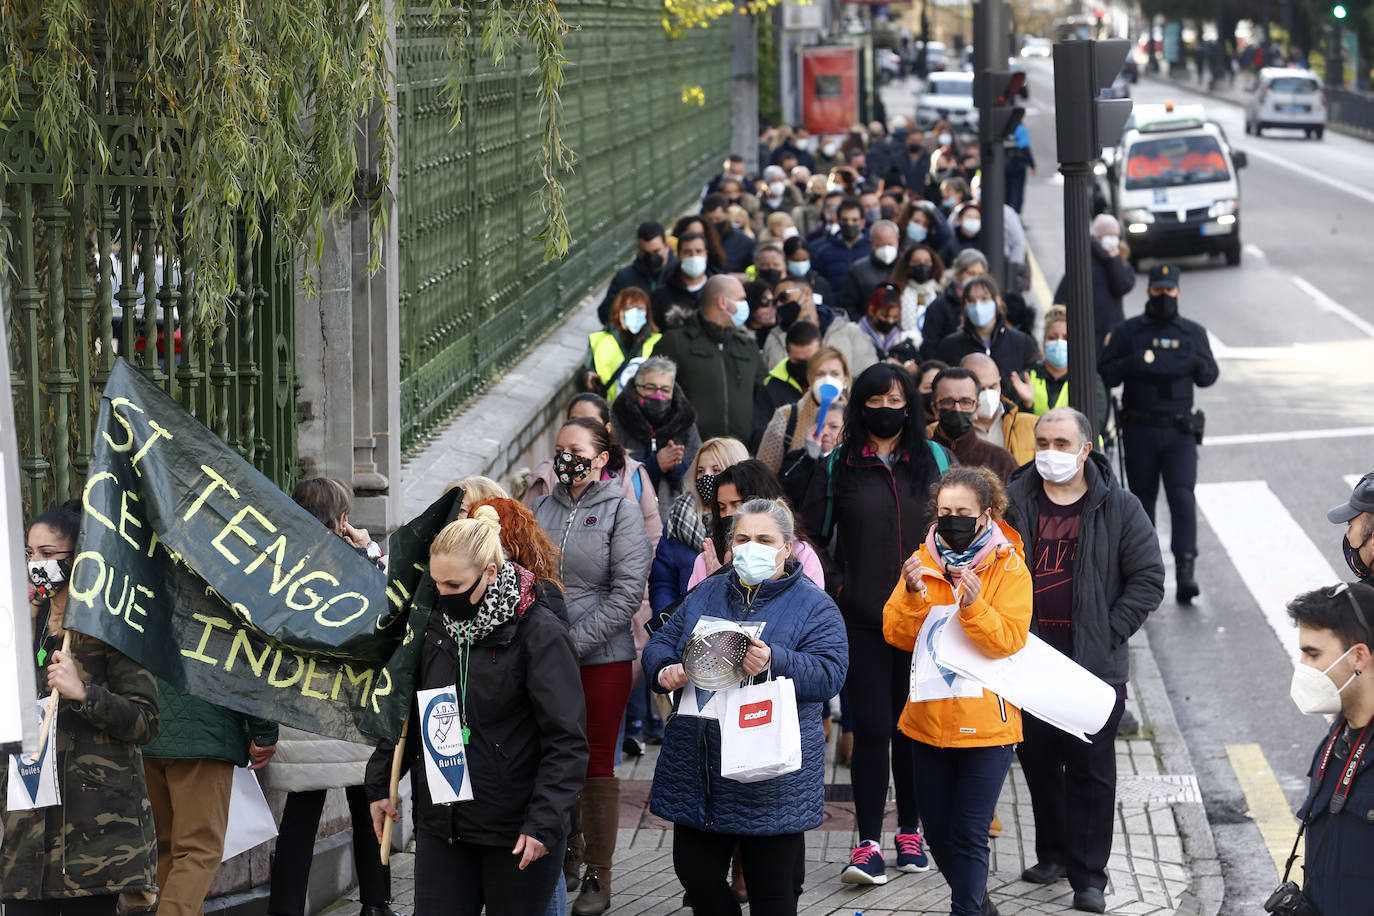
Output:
[
  {"xmin": 632, "ymin": 466, "xmax": 644, "ymax": 503},
  {"xmin": 927, "ymin": 439, "xmax": 950, "ymax": 474},
  {"xmin": 821, "ymin": 447, "xmax": 844, "ymax": 542},
  {"xmin": 784, "ymin": 403, "xmax": 799, "ymax": 449}
]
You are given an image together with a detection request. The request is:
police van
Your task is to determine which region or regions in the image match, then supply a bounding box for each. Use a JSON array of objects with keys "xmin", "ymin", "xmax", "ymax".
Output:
[{"xmin": 1100, "ymin": 103, "xmax": 1248, "ymax": 270}]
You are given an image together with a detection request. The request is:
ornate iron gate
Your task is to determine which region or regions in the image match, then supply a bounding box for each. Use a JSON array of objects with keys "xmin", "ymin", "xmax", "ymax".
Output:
[
  {"xmin": 395, "ymin": 0, "xmax": 733, "ymax": 451},
  {"xmin": 2, "ymin": 115, "xmax": 298, "ymax": 522}
]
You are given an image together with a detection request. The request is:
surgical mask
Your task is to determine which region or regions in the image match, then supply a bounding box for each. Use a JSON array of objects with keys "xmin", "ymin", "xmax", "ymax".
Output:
[
  {"xmin": 827, "ymin": 180, "xmax": 843, "ymax": 194},
  {"xmin": 874, "ymin": 245, "xmax": 898, "ymax": 266},
  {"xmin": 910, "ymin": 262, "xmax": 933, "ymax": 283},
  {"xmin": 733, "ymin": 540, "xmax": 781, "ymax": 586},
  {"xmin": 938, "ymin": 132, "xmax": 953, "ymax": 147},
  {"xmin": 822, "ymin": 142, "xmax": 839, "ymax": 158},
  {"xmin": 768, "ymin": 180, "xmax": 787, "ymax": 198},
  {"xmin": 782, "ymin": 226, "xmax": 799, "ymax": 240},
  {"xmin": 906, "ymin": 222, "xmax": 928, "ymax": 243},
  {"xmin": 941, "ymin": 196, "xmax": 958, "ymax": 210},
  {"xmin": 1045, "ymin": 339, "xmax": 1068, "ymax": 368},
  {"xmin": 1345, "ymin": 533, "xmax": 1373, "ymax": 579},
  {"xmin": 1035, "ymin": 446, "xmax": 1084, "ymax": 484},
  {"xmin": 965, "ymin": 299, "xmax": 997, "ymax": 328},
  {"xmin": 935, "ymin": 515, "xmax": 980, "ymax": 553},
  {"xmin": 729, "ymin": 297, "xmax": 750, "ymax": 327},
  {"xmin": 976, "ymin": 388, "xmax": 1001, "ymax": 420},
  {"xmin": 695, "ymin": 473, "xmax": 717, "ymax": 504},
  {"xmin": 1099, "ymin": 234, "xmax": 1120, "ymax": 251},
  {"xmin": 840, "ymin": 223, "xmax": 862, "ymax": 242},
  {"xmin": 787, "ymin": 259, "xmax": 811, "ymax": 277},
  {"xmin": 961, "ymin": 218, "xmax": 982, "ymax": 236},
  {"xmin": 554, "ymin": 451, "xmax": 593, "ymax": 485},
  {"xmin": 27, "ymin": 558, "xmax": 69, "ymax": 599},
  {"xmin": 813, "ymin": 376, "xmax": 844, "ymax": 404},
  {"xmin": 937, "ymin": 408, "xmax": 973, "ymax": 440},
  {"xmin": 1290, "ymin": 646, "xmax": 1358, "ymax": 716},
  {"xmin": 862, "ymin": 404, "xmax": 907, "ymax": 439},
  {"xmin": 622, "ymin": 308, "xmax": 647, "ymax": 335},
  {"xmin": 1147, "ymin": 293, "xmax": 1179, "ymax": 322},
  {"xmin": 681, "ymin": 255, "xmax": 708, "ymax": 279}
]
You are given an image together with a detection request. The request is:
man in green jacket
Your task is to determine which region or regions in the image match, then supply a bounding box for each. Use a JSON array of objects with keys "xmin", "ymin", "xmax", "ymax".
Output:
[
  {"xmin": 654, "ymin": 273, "xmax": 766, "ymax": 443},
  {"xmin": 142, "ymin": 682, "xmax": 278, "ymax": 915}
]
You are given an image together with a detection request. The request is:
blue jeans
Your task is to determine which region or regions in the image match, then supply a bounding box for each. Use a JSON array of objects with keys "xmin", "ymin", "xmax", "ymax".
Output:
[
  {"xmin": 545, "ymin": 865, "xmax": 568, "ymax": 916},
  {"xmin": 911, "ymin": 741, "xmax": 1014, "ymax": 916}
]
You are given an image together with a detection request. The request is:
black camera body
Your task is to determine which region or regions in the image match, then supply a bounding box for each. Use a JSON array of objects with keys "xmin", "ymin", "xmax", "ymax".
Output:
[{"xmin": 1264, "ymin": 882, "xmax": 1321, "ymax": 916}]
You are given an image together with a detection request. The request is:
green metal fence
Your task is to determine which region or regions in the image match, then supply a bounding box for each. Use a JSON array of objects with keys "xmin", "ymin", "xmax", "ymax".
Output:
[
  {"xmin": 395, "ymin": 0, "xmax": 733, "ymax": 451},
  {"xmin": 2, "ymin": 110, "xmax": 298, "ymax": 522}
]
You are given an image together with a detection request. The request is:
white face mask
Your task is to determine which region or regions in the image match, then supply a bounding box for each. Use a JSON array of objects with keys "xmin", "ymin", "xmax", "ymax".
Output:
[
  {"xmin": 1100, "ymin": 234, "xmax": 1120, "ymax": 251},
  {"xmin": 733, "ymin": 540, "xmax": 781, "ymax": 586},
  {"xmin": 768, "ymin": 181, "xmax": 787, "ymax": 198},
  {"xmin": 1035, "ymin": 445, "xmax": 1085, "ymax": 484},
  {"xmin": 782, "ymin": 226, "xmax": 799, "ymax": 240},
  {"xmin": 873, "ymin": 245, "xmax": 898, "ymax": 266},
  {"xmin": 681, "ymin": 255, "xmax": 708, "ymax": 279},
  {"xmin": 28, "ymin": 558, "xmax": 69, "ymax": 598},
  {"xmin": 813, "ymin": 376, "xmax": 844, "ymax": 404},
  {"xmin": 1291, "ymin": 646, "xmax": 1359, "ymax": 716},
  {"xmin": 976, "ymin": 388, "xmax": 1001, "ymax": 420},
  {"xmin": 938, "ymin": 132, "xmax": 953, "ymax": 147},
  {"xmin": 962, "ymin": 218, "xmax": 982, "ymax": 236}
]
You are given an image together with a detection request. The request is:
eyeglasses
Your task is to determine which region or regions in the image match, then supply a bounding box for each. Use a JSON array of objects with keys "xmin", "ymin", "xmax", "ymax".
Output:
[
  {"xmin": 934, "ymin": 397, "xmax": 977, "ymax": 411},
  {"xmin": 636, "ymin": 383, "xmax": 673, "ymax": 396},
  {"xmin": 24, "ymin": 548, "xmax": 72, "ymax": 561}
]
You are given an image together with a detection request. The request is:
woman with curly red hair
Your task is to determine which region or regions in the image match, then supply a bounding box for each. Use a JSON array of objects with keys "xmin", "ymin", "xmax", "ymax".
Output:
[{"xmin": 472, "ymin": 497, "xmax": 567, "ymax": 624}]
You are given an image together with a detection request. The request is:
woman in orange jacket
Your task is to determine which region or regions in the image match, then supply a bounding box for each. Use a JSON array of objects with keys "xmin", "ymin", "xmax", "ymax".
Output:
[{"xmin": 883, "ymin": 467, "xmax": 1032, "ymax": 916}]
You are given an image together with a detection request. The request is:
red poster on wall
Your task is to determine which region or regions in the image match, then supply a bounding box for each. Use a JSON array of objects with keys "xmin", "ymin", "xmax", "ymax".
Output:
[{"xmin": 801, "ymin": 46, "xmax": 858, "ymax": 135}]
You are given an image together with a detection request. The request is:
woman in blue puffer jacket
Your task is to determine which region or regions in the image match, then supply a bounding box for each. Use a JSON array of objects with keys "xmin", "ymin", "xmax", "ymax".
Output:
[{"xmin": 643, "ymin": 498, "xmax": 847, "ymax": 916}]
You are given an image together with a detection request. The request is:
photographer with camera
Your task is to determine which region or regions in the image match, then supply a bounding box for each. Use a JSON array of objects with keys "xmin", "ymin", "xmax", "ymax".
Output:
[{"xmin": 1273, "ymin": 582, "xmax": 1374, "ymax": 915}]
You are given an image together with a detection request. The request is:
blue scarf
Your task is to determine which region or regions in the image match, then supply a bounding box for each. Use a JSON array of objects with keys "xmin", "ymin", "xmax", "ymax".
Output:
[{"xmin": 936, "ymin": 523, "xmax": 994, "ymax": 571}]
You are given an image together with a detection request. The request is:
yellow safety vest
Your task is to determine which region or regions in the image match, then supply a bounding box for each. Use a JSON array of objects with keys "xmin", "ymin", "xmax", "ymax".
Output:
[
  {"xmin": 589, "ymin": 330, "xmax": 661, "ymax": 400},
  {"xmin": 1030, "ymin": 369, "xmax": 1070, "ymax": 416},
  {"xmin": 766, "ymin": 359, "xmax": 805, "ymax": 394}
]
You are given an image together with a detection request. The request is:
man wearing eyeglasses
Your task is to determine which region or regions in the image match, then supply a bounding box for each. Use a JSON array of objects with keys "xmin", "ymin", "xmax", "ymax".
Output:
[
  {"xmin": 1283, "ymin": 582, "xmax": 1374, "ymax": 915},
  {"xmin": 923, "ymin": 367, "xmax": 1017, "ymax": 482}
]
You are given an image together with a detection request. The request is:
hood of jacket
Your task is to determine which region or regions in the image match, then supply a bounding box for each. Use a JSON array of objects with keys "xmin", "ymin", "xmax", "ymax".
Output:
[{"xmin": 612, "ymin": 385, "xmax": 699, "ymax": 447}]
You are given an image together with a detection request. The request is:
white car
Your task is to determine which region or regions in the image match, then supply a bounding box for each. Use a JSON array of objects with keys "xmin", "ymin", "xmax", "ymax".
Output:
[
  {"xmin": 1244, "ymin": 67, "xmax": 1327, "ymax": 138},
  {"xmin": 916, "ymin": 71, "xmax": 978, "ymax": 132},
  {"xmin": 1021, "ymin": 37, "xmax": 1052, "ymax": 58}
]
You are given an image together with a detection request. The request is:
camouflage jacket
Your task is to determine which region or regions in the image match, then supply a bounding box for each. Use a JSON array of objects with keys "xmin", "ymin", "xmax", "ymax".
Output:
[{"xmin": 0, "ymin": 601, "xmax": 161, "ymax": 899}]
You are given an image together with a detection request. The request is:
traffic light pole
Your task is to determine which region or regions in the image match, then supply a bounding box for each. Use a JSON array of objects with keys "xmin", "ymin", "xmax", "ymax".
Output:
[
  {"xmin": 973, "ymin": 0, "xmax": 1008, "ymax": 290},
  {"xmin": 1060, "ymin": 159, "xmax": 1098, "ymax": 438}
]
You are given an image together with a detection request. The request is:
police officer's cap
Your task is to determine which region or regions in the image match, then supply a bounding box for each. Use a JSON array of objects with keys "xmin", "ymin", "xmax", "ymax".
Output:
[
  {"xmin": 1147, "ymin": 263, "xmax": 1181, "ymax": 289},
  {"xmin": 1328, "ymin": 471, "xmax": 1374, "ymax": 524}
]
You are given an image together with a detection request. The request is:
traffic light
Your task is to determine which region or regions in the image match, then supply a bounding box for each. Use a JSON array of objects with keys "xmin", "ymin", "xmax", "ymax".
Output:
[
  {"xmin": 1334, "ymin": 4, "xmax": 1349, "ymax": 18},
  {"xmin": 976, "ymin": 69, "xmax": 1029, "ymax": 142},
  {"xmin": 1052, "ymin": 39, "xmax": 1133, "ymax": 163}
]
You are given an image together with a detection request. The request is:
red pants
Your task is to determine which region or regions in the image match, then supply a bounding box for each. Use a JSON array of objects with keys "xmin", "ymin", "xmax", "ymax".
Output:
[{"xmin": 581, "ymin": 661, "xmax": 633, "ymax": 778}]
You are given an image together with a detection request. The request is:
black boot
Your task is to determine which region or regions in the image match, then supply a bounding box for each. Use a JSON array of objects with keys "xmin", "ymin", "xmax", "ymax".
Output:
[{"xmin": 1176, "ymin": 555, "xmax": 1199, "ymax": 604}]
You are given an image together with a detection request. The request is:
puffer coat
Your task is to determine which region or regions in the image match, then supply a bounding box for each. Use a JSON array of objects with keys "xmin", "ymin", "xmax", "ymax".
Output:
[
  {"xmin": 642, "ymin": 563, "xmax": 847, "ymax": 835},
  {"xmin": 532, "ymin": 477, "xmax": 652, "ymax": 666}
]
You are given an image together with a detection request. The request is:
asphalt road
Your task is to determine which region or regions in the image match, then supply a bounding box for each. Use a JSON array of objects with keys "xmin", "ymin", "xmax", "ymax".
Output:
[
  {"xmin": 889, "ymin": 58, "xmax": 1374, "ymax": 912},
  {"xmin": 1019, "ymin": 58, "xmax": 1374, "ymax": 913}
]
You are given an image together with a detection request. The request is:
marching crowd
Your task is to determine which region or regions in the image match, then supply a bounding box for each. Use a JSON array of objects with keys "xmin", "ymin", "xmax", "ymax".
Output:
[{"xmin": 9, "ymin": 113, "xmax": 1374, "ymax": 916}]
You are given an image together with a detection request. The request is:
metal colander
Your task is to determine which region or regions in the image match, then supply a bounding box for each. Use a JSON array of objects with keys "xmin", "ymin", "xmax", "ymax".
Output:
[{"xmin": 683, "ymin": 620, "xmax": 752, "ymax": 690}]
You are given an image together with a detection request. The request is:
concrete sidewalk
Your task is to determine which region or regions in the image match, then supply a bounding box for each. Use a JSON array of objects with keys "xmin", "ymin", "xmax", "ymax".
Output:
[{"xmin": 321, "ymin": 633, "xmax": 1220, "ymax": 916}]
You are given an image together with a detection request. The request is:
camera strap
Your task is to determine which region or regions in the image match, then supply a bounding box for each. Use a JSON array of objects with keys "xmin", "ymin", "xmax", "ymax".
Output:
[{"xmin": 1282, "ymin": 720, "xmax": 1373, "ymax": 883}]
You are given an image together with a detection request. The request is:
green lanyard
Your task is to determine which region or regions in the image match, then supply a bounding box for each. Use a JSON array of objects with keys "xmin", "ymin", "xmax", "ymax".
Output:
[
  {"xmin": 34, "ymin": 604, "xmax": 52, "ymax": 668},
  {"xmin": 457, "ymin": 638, "xmax": 472, "ymax": 744}
]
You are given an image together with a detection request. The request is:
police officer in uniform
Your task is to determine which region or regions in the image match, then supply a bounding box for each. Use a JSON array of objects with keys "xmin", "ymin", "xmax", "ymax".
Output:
[{"xmin": 1099, "ymin": 264, "xmax": 1218, "ymax": 604}]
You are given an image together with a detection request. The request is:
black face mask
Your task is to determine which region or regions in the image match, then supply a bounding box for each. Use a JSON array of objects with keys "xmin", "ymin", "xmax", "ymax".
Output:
[
  {"xmin": 1346, "ymin": 533, "xmax": 1373, "ymax": 579},
  {"xmin": 839, "ymin": 223, "xmax": 863, "ymax": 242},
  {"xmin": 862, "ymin": 404, "xmax": 907, "ymax": 439},
  {"xmin": 641, "ymin": 396, "xmax": 672, "ymax": 422},
  {"xmin": 910, "ymin": 263, "xmax": 933, "ymax": 284},
  {"xmin": 881, "ymin": 205, "xmax": 898, "ymax": 221},
  {"xmin": 786, "ymin": 359, "xmax": 809, "ymax": 382},
  {"xmin": 936, "ymin": 515, "xmax": 980, "ymax": 553},
  {"xmin": 777, "ymin": 300, "xmax": 802, "ymax": 330},
  {"xmin": 696, "ymin": 473, "xmax": 718, "ymax": 505},
  {"xmin": 758, "ymin": 268, "xmax": 784, "ymax": 286},
  {"xmin": 435, "ymin": 579, "xmax": 483, "ymax": 621},
  {"xmin": 872, "ymin": 318, "xmax": 897, "ymax": 334},
  {"xmin": 938, "ymin": 408, "xmax": 974, "ymax": 440},
  {"xmin": 1146, "ymin": 293, "xmax": 1179, "ymax": 322},
  {"xmin": 643, "ymin": 251, "xmax": 664, "ymax": 271},
  {"xmin": 907, "ymin": 145, "xmax": 923, "ymax": 155},
  {"xmin": 712, "ymin": 220, "xmax": 731, "ymax": 238}
]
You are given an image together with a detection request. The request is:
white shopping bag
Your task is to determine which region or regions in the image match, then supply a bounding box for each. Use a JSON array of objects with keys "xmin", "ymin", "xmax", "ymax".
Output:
[
  {"xmin": 910, "ymin": 603, "xmax": 985, "ymax": 703},
  {"xmin": 220, "ymin": 768, "xmax": 277, "ymax": 861},
  {"xmin": 7, "ymin": 695, "xmax": 59, "ymax": 811},
  {"xmin": 417, "ymin": 686, "xmax": 474, "ymax": 805},
  {"xmin": 720, "ymin": 676, "xmax": 801, "ymax": 784}
]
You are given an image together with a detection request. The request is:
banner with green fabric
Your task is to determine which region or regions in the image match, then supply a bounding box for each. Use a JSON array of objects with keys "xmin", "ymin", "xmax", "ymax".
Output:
[{"xmin": 64, "ymin": 359, "xmax": 454, "ymax": 743}]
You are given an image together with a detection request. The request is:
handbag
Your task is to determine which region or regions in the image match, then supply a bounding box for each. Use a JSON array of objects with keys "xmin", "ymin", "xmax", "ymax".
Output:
[{"xmin": 720, "ymin": 672, "xmax": 802, "ymax": 784}]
